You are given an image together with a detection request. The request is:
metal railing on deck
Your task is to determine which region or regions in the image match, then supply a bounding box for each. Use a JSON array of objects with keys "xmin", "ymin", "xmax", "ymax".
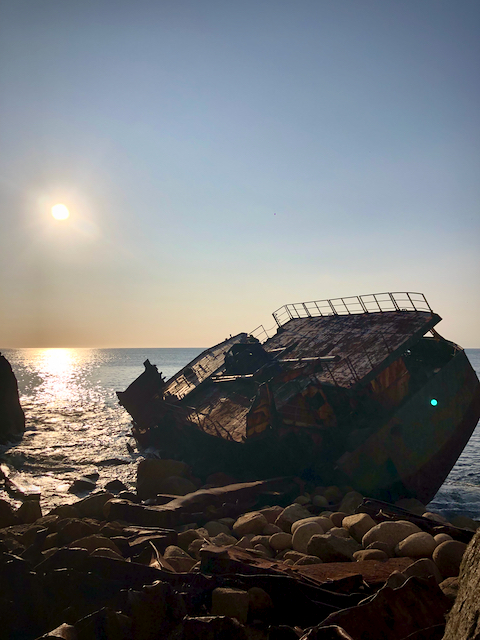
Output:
[{"xmin": 272, "ymin": 292, "xmax": 432, "ymax": 327}]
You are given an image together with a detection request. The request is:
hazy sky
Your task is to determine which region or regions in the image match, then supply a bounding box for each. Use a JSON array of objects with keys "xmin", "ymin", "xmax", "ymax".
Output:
[{"xmin": 1, "ymin": 0, "xmax": 479, "ymax": 348}]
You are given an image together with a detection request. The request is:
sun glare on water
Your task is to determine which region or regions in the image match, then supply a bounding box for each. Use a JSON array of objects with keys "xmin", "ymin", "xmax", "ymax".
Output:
[{"xmin": 51, "ymin": 204, "xmax": 70, "ymax": 220}]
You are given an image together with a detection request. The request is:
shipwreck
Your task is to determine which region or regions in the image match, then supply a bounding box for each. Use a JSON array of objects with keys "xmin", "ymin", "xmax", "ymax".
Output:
[{"xmin": 118, "ymin": 292, "xmax": 480, "ymax": 504}]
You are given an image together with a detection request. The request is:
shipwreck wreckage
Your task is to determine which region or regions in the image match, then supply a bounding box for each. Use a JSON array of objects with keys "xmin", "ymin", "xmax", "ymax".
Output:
[{"xmin": 118, "ymin": 292, "xmax": 480, "ymax": 504}]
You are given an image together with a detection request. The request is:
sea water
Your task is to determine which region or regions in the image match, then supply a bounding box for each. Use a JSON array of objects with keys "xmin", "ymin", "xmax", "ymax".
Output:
[{"xmin": 1, "ymin": 347, "xmax": 479, "ymax": 518}]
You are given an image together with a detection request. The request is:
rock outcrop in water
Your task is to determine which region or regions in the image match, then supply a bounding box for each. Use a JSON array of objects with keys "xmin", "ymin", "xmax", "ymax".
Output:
[{"xmin": 0, "ymin": 353, "xmax": 25, "ymax": 443}]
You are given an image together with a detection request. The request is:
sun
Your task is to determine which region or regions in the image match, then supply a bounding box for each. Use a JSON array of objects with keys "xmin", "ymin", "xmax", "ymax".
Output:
[{"xmin": 51, "ymin": 204, "xmax": 70, "ymax": 220}]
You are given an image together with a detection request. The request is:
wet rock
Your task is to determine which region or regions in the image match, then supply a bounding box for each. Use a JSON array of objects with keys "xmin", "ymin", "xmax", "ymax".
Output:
[
  {"xmin": 136, "ymin": 458, "xmax": 191, "ymax": 499},
  {"xmin": 353, "ymin": 549, "xmax": 388, "ymax": 562},
  {"xmin": 292, "ymin": 522, "xmax": 323, "ymax": 554},
  {"xmin": 342, "ymin": 513, "xmax": 376, "ymax": 543},
  {"xmin": 362, "ymin": 520, "xmax": 422, "ymax": 554},
  {"xmin": 338, "ymin": 491, "xmax": 363, "ymax": 515},
  {"xmin": 16, "ymin": 499, "xmax": 42, "ymax": 524},
  {"xmin": 439, "ymin": 576, "xmax": 459, "ymax": 604},
  {"xmin": 233, "ymin": 512, "xmax": 268, "ymax": 537},
  {"xmin": 104, "ymin": 479, "xmax": 128, "ymax": 493},
  {"xmin": 68, "ymin": 477, "xmax": 97, "ymax": 494},
  {"xmin": 329, "ymin": 512, "xmax": 347, "ymax": 528},
  {"xmin": 307, "ymin": 533, "xmax": 361, "ymax": 562},
  {"xmin": 404, "ymin": 558, "xmax": 442, "ymax": 584},
  {"xmin": 395, "ymin": 532, "xmax": 437, "ymax": 558},
  {"xmin": 183, "ymin": 615, "xmax": 247, "ymax": 640},
  {"xmin": 432, "ymin": 540, "xmax": 467, "ymax": 579},
  {"xmin": 275, "ymin": 504, "xmax": 311, "ymax": 533},
  {"xmin": 269, "ymin": 532, "xmax": 292, "ymax": 551},
  {"xmin": 434, "ymin": 533, "xmax": 453, "ymax": 545},
  {"xmin": 211, "ymin": 587, "xmax": 249, "ymax": 624}
]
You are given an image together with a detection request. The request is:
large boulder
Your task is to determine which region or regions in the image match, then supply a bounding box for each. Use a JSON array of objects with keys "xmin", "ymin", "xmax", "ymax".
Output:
[{"xmin": 0, "ymin": 354, "xmax": 25, "ymax": 443}]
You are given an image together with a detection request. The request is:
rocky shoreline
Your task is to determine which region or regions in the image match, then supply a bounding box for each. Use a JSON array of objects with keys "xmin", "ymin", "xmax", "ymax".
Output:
[{"xmin": 1, "ymin": 459, "xmax": 479, "ymax": 639}]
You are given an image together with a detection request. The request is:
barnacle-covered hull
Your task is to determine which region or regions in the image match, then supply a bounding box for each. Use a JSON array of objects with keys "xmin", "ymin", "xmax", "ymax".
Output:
[{"xmin": 117, "ymin": 293, "xmax": 480, "ymax": 503}]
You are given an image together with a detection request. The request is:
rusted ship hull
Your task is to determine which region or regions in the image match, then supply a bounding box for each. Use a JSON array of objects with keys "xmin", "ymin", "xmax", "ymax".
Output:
[{"xmin": 118, "ymin": 292, "xmax": 480, "ymax": 503}]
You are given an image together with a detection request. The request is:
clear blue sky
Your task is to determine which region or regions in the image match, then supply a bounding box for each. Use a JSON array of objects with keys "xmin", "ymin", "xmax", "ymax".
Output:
[{"xmin": 1, "ymin": 0, "xmax": 479, "ymax": 347}]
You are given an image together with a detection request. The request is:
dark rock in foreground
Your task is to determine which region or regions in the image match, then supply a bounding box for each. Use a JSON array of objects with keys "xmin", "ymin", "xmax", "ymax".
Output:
[{"xmin": 0, "ymin": 353, "xmax": 25, "ymax": 443}]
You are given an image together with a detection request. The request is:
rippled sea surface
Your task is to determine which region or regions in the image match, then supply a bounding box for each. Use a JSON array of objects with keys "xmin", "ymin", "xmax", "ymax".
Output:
[
  {"xmin": 0, "ymin": 348, "xmax": 202, "ymax": 510},
  {"xmin": 1, "ymin": 347, "xmax": 479, "ymax": 517}
]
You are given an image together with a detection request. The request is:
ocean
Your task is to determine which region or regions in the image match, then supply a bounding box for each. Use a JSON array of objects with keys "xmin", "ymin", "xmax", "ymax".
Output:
[{"xmin": 1, "ymin": 347, "xmax": 479, "ymax": 518}]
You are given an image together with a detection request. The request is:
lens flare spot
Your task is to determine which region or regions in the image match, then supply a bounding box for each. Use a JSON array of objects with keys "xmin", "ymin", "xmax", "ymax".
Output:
[
  {"xmin": 51, "ymin": 204, "xmax": 70, "ymax": 220},
  {"xmin": 430, "ymin": 398, "xmax": 438, "ymax": 406}
]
